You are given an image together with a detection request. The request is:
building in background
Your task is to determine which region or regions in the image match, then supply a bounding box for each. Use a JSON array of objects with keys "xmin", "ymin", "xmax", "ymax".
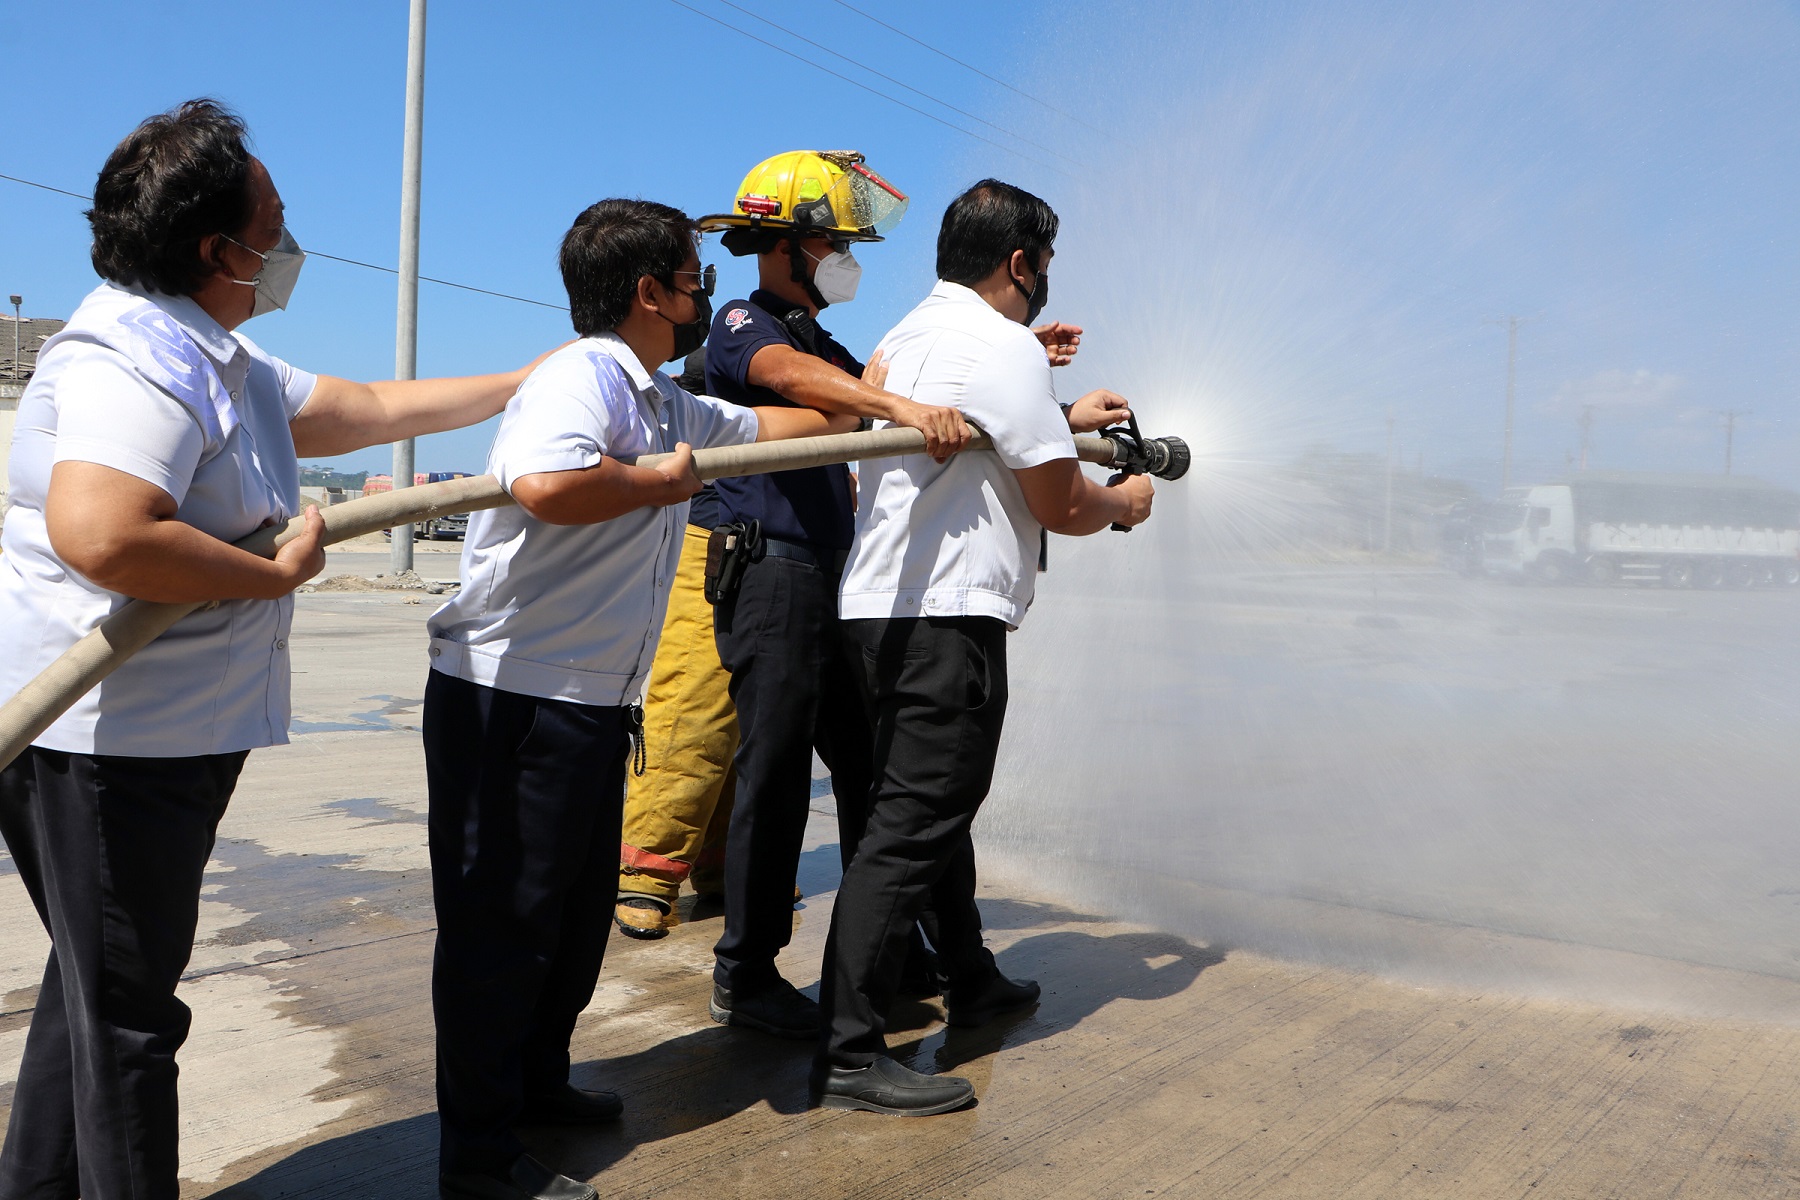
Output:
[{"xmin": 1, "ymin": 311, "xmax": 69, "ymax": 508}]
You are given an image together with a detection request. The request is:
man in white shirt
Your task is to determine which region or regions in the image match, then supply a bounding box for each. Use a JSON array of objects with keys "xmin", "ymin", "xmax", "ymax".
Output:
[
  {"xmin": 815, "ymin": 180, "xmax": 1155, "ymax": 1116},
  {"xmin": 422, "ymin": 198, "xmax": 854, "ymax": 1200}
]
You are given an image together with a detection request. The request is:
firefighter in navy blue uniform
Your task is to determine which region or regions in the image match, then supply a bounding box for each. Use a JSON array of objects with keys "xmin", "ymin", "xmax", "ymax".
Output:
[{"xmin": 690, "ymin": 150, "xmax": 974, "ymax": 1038}]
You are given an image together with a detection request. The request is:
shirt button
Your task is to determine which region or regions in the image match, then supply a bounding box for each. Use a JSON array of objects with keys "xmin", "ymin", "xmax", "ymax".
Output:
[
  {"xmin": 906, "ymin": 597, "xmax": 916, "ymax": 606},
  {"xmin": 430, "ymin": 646, "xmax": 442, "ymax": 657},
  {"xmin": 230, "ymin": 391, "xmax": 240, "ymax": 400},
  {"xmin": 275, "ymin": 638, "xmax": 286, "ymax": 649}
]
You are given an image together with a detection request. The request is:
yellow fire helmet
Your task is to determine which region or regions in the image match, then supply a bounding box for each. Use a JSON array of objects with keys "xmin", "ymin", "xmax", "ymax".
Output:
[{"xmin": 697, "ymin": 150, "xmax": 908, "ymax": 247}]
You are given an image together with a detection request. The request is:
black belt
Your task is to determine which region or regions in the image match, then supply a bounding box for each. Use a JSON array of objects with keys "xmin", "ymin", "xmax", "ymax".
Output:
[{"xmin": 757, "ymin": 535, "xmax": 849, "ymax": 575}]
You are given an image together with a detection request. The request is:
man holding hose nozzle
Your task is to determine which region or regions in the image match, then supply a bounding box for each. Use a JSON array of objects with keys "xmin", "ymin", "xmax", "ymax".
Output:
[
  {"xmin": 814, "ymin": 179, "xmax": 1155, "ymax": 1116},
  {"xmin": 0, "ymin": 99, "xmax": 566, "ymax": 1200},
  {"xmin": 638, "ymin": 151, "xmax": 1119, "ymax": 1042}
]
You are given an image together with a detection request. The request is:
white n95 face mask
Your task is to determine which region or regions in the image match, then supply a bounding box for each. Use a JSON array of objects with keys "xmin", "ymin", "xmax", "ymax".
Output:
[
  {"xmin": 807, "ymin": 248, "xmax": 862, "ymax": 306},
  {"xmin": 224, "ymin": 226, "xmax": 307, "ymax": 318}
]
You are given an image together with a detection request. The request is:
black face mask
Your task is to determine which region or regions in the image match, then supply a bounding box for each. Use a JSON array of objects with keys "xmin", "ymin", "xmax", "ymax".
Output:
[
  {"xmin": 1013, "ymin": 261, "xmax": 1050, "ymax": 324},
  {"xmin": 658, "ymin": 287, "xmax": 713, "ymax": 363}
]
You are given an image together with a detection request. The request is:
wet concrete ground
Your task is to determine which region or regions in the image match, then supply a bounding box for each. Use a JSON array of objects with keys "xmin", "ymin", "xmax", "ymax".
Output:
[{"xmin": 3, "ymin": 561, "xmax": 1800, "ymax": 1197}]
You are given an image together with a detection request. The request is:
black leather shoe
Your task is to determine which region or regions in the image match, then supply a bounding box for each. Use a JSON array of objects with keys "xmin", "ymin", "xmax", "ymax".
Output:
[
  {"xmin": 944, "ymin": 972, "xmax": 1040, "ymax": 1028},
  {"xmin": 439, "ymin": 1153, "xmax": 596, "ymax": 1200},
  {"xmin": 519, "ymin": 1083, "xmax": 624, "ymax": 1124},
  {"xmin": 709, "ymin": 979, "xmax": 820, "ymax": 1039},
  {"xmin": 812, "ymin": 1056, "xmax": 975, "ymax": 1116}
]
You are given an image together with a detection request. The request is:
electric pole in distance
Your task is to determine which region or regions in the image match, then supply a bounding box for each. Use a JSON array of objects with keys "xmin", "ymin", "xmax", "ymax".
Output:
[
  {"xmin": 1382, "ymin": 410, "xmax": 1395, "ymax": 554},
  {"xmin": 1578, "ymin": 405, "xmax": 1593, "ymax": 470},
  {"xmin": 1484, "ymin": 315, "xmax": 1533, "ymax": 493},
  {"xmin": 1716, "ymin": 409, "xmax": 1748, "ymax": 475}
]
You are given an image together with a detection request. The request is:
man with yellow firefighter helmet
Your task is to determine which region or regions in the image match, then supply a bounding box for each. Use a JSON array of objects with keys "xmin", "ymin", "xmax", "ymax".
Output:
[{"xmin": 614, "ymin": 151, "xmax": 972, "ymax": 1038}]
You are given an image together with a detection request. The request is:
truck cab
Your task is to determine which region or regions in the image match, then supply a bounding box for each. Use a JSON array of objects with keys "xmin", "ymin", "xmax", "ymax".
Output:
[{"xmin": 1483, "ymin": 485, "xmax": 1578, "ymax": 581}]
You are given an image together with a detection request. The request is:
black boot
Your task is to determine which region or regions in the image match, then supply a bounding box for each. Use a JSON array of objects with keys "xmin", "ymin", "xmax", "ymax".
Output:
[
  {"xmin": 519, "ymin": 1084, "xmax": 624, "ymax": 1124},
  {"xmin": 943, "ymin": 971, "xmax": 1039, "ymax": 1028},
  {"xmin": 709, "ymin": 978, "xmax": 821, "ymax": 1039}
]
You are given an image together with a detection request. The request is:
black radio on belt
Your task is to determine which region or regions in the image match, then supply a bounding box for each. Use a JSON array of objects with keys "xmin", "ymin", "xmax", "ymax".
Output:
[{"xmin": 704, "ymin": 519, "xmax": 762, "ymax": 605}]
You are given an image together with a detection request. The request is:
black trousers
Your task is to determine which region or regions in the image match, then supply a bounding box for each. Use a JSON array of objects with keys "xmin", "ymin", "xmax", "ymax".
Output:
[
  {"xmin": 821, "ymin": 617, "xmax": 1009, "ymax": 1068},
  {"xmin": 711, "ymin": 552, "xmax": 873, "ymax": 993},
  {"xmin": 423, "ymin": 670, "xmax": 628, "ymax": 1172},
  {"xmin": 0, "ymin": 746, "xmax": 246, "ymax": 1200}
]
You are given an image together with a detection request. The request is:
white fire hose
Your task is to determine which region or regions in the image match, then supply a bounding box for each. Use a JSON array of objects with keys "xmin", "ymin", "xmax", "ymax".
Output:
[{"xmin": 0, "ymin": 427, "xmax": 1158, "ymax": 771}]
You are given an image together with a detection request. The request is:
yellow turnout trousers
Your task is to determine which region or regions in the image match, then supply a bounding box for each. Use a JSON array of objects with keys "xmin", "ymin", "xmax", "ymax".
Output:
[{"xmin": 618, "ymin": 523, "xmax": 738, "ymax": 909}]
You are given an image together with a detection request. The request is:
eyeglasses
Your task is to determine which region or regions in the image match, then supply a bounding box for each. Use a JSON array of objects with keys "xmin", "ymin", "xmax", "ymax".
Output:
[{"xmin": 670, "ymin": 264, "xmax": 716, "ymax": 296}]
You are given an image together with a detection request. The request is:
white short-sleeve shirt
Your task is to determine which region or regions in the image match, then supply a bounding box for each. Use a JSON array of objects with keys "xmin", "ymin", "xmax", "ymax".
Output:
[
  {"xmin": 0, "ymin": 282, "xmax": 318, "ymax": 757},
  {"xmin": 426, "ymin": 333, "xmax": 759, "ymax": 705},
  {"xmin": 838, "ymin": 281, "xmax": 1076, "ymax": 629}
]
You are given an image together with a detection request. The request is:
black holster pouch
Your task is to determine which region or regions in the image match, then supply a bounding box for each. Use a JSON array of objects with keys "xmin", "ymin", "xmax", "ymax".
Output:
[{"xmin": 704, "ymin": 519, "xmax": 762, "ymax": 605}]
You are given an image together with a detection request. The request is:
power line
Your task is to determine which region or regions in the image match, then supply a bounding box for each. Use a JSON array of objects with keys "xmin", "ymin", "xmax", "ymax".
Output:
[
  {"xmin": 824, "ymin": 0, "xmax": 1104, "ymax": 135},
  {"xmin": 0, "ymin": 171, "xmax": 568, "ymax": 312},
  {"xmin": 309, "ymin": 252, "xmax": 566, "ymax": 311},
  {"xmin": 662, "ymin": 0, "xmax": 1071, "ymax": 177},
  {"xmin": 706, "ymin": 0, "xmax": 1083, "ymax": 169},
  {"xmin": 0, "ymin": 172, "xmax": 91, "ymax": 201}
]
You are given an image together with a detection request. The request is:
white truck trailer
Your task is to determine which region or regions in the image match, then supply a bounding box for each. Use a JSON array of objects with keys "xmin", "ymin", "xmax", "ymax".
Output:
[{"xmin": 1483, "ymin": 472, "xmax": 1800, "ymax": 588}]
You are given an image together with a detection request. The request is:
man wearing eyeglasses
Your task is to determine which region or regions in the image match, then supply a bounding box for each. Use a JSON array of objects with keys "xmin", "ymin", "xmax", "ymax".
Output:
[{"xmin": 421, "ymin": 198, "xmax": 853, "ymax": 1200}]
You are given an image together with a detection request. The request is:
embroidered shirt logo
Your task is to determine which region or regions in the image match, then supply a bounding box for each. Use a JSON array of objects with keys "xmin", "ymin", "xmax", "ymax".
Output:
[{"xmin": 725, "ymin": 307, "xmax": 753, "ymax": 333}]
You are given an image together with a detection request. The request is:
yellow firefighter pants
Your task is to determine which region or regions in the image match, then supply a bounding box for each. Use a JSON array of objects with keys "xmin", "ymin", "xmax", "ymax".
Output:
[{"xmin": 618, "ymin": 523, "xmax": 738, "ymax": 906}]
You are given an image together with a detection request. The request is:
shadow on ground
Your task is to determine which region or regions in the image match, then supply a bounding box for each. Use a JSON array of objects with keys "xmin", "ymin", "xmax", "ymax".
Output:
[
  {"xmin": 903, "ymin": 921, "xmax": 1227, "ymax": 1073},
  {"xmin": 215, "ymin": 1024, "xmax": 813, "ymax": 1197},
  {"xmin": 210, "ymin": 910, "xmax": 1221, "ymax": 1199}
]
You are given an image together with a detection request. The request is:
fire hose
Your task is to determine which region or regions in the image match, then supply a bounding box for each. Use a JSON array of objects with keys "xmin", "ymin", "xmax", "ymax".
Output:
[{"xmin": 0, "ymin": 423, "xmax": 1188, "ymax": 772}]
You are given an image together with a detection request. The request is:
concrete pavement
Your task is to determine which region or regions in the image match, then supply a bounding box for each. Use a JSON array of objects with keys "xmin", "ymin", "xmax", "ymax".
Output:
[{"xmin": 2, "ymin": 563, "xmax": 1799, "ymax": 1197}]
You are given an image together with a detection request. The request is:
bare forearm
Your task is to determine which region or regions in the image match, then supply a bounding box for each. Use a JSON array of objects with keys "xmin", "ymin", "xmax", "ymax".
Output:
[
  {"xmin": 1043, "ymin": 481, "xmax": 1134, "ymax": 536},
  {"xmin": 292, "ymin": 373, "xmax": 523, "ymax": 458},
  {"xmin": 511, "ymin": 459, "xmax": 690, "ymax": 525},
  {"xmin": 749, "ymin": 346, "xmax": 905, "ymax": 421},
  {"xmin": 753, "ymin": 406, "xmax": 857, "ymax": 441},
  {"xmin": 1017, "ymin": 459, "xmax": 1140, "ymax": 536},
  {"xmin": 367, "ymin": 373, "xmax": 526, "ymax": 438},
  {"xmin": 54, "ymin": 518, "xmax": 299, "ymax": 603}
]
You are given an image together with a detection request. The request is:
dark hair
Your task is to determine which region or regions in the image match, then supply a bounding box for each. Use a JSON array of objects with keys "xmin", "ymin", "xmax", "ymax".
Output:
[
  {"xmin": 935, "ymin": 178, "xmax": 1059, "ymax": 287},
  {"xmin": 720, "ymin": 226, "xmax": 783, "ymax": 258},
  {"xmin": 88, "ymin": 98, "xmax": 256, "ymax": 296},
  {"xmin": 674, "ymin": 347, "xmax": 708, "ymax": 393},
  {"xmin": 560, "ymin": 199, "xmax": 696, "ymax": 336}
]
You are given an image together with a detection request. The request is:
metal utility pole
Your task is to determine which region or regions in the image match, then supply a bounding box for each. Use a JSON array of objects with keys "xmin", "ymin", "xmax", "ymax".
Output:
[
  {"xmin": 391, "ymin": 0, "xmax": 427, "ymax": 575},
  {"xmin": 9, "ymin": 295, "xmax": 20, "ymax": 379},
  {"xmin": 1382, "ymin": 410, "xmax": 1395, "ymax": 554},
  {"xmin": 1578, "ymin": 405, "xmax": 1593, "ymax": 470},
  {"xmin": 1718, "ymin": 409, "xmax": 1748, "ymax": 475},
  {"xmin": 1484, "ymin": 316, "xmax": 1531, "ymax": 493}
]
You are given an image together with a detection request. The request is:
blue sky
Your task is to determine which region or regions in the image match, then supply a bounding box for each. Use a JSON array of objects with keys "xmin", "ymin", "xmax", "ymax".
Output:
[{"xmin": 5, "ymin": 0, "xmax": 1798, "ymax": 488}]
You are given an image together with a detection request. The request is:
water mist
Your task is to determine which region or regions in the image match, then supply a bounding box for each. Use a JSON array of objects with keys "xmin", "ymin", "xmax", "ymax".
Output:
[{"xmin": 973, "ymin": 0, "xmax": 1800, "ymax": 1020}]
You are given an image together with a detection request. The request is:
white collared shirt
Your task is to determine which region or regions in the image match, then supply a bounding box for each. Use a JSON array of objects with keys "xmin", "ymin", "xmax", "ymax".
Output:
[
  {"xmin": 0, "ymin": 282, "xmax": 317, "ymax": 757},
  {"xmin": 838, "ymin": 281, "xmax": 1076, "ymax": 629},
  {"xmin": 426, "ymin": 334, "xmax": 759, "ymax": 706}
]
